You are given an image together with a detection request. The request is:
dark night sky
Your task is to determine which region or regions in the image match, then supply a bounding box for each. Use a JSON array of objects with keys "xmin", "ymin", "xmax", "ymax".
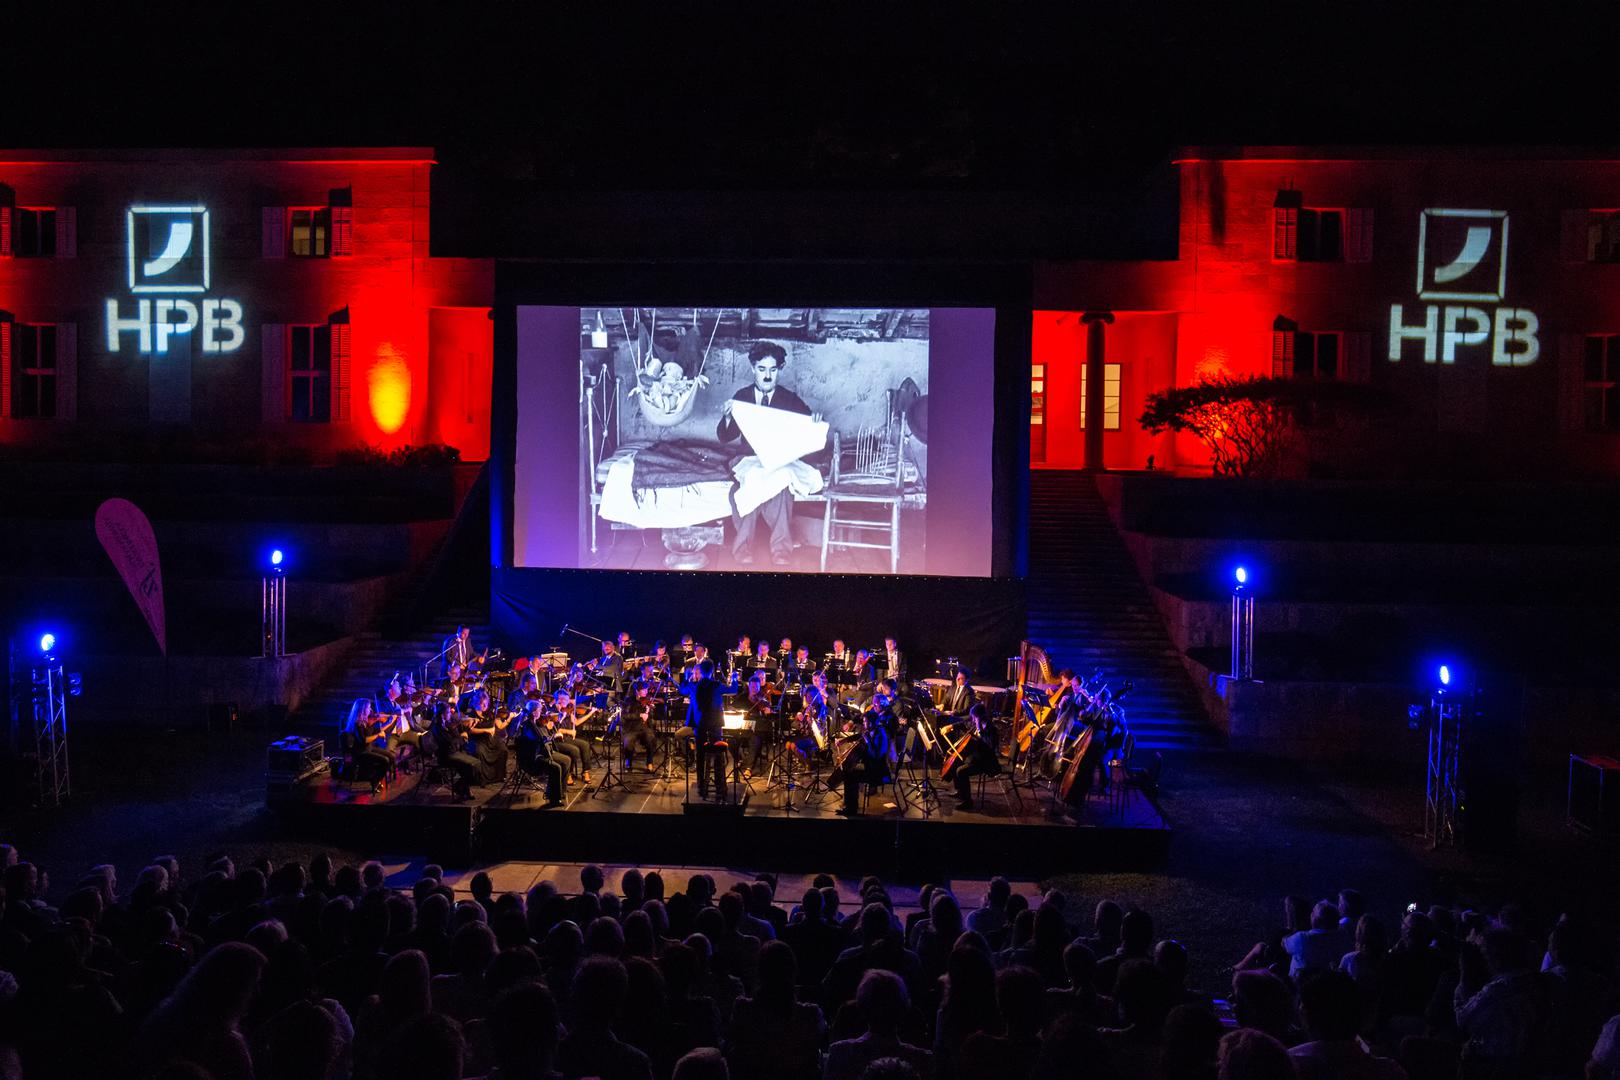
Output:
[{"xmin": 7, "ymin": 2, "xmax": 1617, "ymax": 188}]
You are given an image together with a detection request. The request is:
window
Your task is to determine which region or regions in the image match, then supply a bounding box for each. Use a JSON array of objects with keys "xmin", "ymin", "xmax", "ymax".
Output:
[
  {"xmin": 1584, "ymin": 335, "xmax": 1620, "ymax": 431},
  {"xmin": 1273, "ymin": 321, "xmax": 1341, "ymax": 380},
  {"xmin": 11, "ymin": 323, "xmax": 57, "ymax": 418},
  {"xmin": 289, "ymin": 208, "xmax": 331, "ymax": 258},
  {"xmin": 1030, "ymin": 363, "xmax": 1045, "ymax": 425},
  {"xmin": 1275, "ymin": 191, "xmax": 1372, "ymax": 262},
  {"xmin": 288, "ymin": 324, "xmax": 332, "ymax": 421},
  {"xmin": 1079, "ymin": 363, "xmax": 1121, "ymax": 430},
  {"xmin": 13, "ymin": 208, "xmax": 57, "ymax": 258}
]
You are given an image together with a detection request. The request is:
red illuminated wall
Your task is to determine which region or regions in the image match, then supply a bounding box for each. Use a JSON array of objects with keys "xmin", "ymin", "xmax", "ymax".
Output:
[
  {"xmin": 0, "ymin": 149, "xmax": 493, "ymax": 460},
  {"xmin": 1035, "ymin": 148, "xmax": 1620, "ymax": 477}
]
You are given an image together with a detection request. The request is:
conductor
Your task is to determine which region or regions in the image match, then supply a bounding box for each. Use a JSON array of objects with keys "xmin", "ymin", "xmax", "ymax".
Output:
[{"xmin": 682, "ymin": 658, "xmax": 737, "ymax": 800}]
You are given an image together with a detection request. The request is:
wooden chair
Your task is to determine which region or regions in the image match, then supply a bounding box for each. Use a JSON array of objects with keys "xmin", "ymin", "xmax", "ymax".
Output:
[{"xmin": 821, "ymin": 412, "xmax": 910, "ymax": 573}]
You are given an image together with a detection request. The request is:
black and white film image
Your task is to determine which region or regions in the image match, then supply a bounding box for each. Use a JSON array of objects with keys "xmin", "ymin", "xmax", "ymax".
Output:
[{"xmin": 579, "ymin": 308, "xmax": 930, "ymax": 574}]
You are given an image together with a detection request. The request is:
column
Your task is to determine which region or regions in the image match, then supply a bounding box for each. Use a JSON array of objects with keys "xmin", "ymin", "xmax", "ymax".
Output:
[{"xmin": 1081, "ymin": 311, "xmax": 1114, "ymax": 472}]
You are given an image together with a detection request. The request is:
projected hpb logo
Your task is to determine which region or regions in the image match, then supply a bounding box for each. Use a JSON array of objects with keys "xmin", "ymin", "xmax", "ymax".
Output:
[
  {"xmin": 1388, "ymin": 209, "xmax": 1538, "ymax": 367},
  {"xmin": 106, "ymin": 205, "xmax": 245, "ymax": 354}
]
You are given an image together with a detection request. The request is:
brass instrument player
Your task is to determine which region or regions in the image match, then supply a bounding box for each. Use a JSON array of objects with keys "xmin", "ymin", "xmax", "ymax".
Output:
[{"xmin": 793, "ymin": 670, "xmax": 832, "ymax": 757}]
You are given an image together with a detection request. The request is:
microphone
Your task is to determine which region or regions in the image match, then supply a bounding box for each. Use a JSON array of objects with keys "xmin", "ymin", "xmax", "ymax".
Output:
[{"xmin": 561, "ymin": 623, "xmax": 569, "ymax": 636}]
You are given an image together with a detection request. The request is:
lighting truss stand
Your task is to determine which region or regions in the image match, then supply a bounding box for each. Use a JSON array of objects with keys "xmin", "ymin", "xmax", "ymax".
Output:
[
  {"xmin": 31, "ymin": 657, "xmax": 70, "ymax": 807},
  {"xmin": 261, "ymin": 569, "xmax": 287, "ymax": 659},
  {"xmin": 1424, "ymin": 691, "xmax": 1464, "ymax": 849}
]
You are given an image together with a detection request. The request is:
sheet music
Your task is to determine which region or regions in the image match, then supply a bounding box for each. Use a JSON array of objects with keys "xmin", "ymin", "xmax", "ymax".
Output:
[{"xmin": 731, "ymin": 400, "xmax": 828, "ymax": 472}]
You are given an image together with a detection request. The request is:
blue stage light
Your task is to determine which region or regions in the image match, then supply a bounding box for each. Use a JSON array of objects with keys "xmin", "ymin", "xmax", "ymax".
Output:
[
  {"xmin": 1234, "ymin": 565, "xmax": 1248, "ymax": 586},
  {"xmin": 39, "ymin": 632, "xmax": 56, "ymax": 654},
  {"xmin": 1438, "ymin": 664, "xmax": 1452, "ymax": 687},
  {"xmin": 270, "ymin": 548, "xmax": 284, "ymax": 568}
]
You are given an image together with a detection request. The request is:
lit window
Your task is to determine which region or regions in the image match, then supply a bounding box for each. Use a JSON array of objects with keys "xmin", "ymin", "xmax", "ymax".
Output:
[
  {"xmin": 1031, "ymin": 363, "xmax": 1045, "ymax": 425},
  {"xmin": 11, "ymin": 323, "xmax": 57, "ymax": 418},
  {"xmin": 288, "ymin": 324, "xmax": 333, "ymax": 422},
  {"xmin": 289, "ymin": 208, "xmax": 331, "ymax": 258},
  {"xmin": 1079, "ymin": 363, "xmax": 1121, "ymax": 430},
  {"xmin": 1584, "ymin": 335, "xmax": 1620, "ymax": 431}
]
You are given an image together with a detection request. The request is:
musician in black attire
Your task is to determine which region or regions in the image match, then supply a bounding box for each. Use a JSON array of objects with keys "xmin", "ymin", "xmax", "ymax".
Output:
[
  {"xmin": 783, "ymin": 646, "xmax": 815, "ymax": 686},
  {"xmin": 424, "ymin": 705, "xmax": 482, "ymax": 801},
  {"xmin": 881, "ymin": 636, "xmax": 905, "ymax": 686},
  {"xmin": 512, "ymin": 702, "xmax": 565, "ymax": 806},
  {"xmin": 717, "ymin": 340, "xmax": 819, "ymax": 566},
  {"xmin": 742, "ymin": 672, "xmax": 776, "ymax": 778},
  {"xmin": 794, "ymin": 671, "xmax": 832, "ymax": 759},
  {"xmin": 620, "ymin": 680, "xmax": 659, "ymax": 772},
  {"xmin": 942, "ymin": 669, "xmax": 975, "ymax": 717},
  {"xmin": 645, "ymin": 640, "xmax": 675, "ymax": 686},
  {"xmin": 839, "ymin": 708, "xmax": 893, "ymax": 817},
  {"xmin": 682, "ymin": 658, "xmax": 736, "ymax": 800},
  {"xmin": 589, "ymin": 639, "xmax": 625, "ymax": 684},
  {"xmin": 851, "ymin": 649, "xmax": 880, "ymax": 705},
  {"xmin": 506, "ymin": 672, "xmax": 544, "ymax": 718},
  {"xmin": 946, "ymin": 703, "xmax": 1001, "ymax": 811}
]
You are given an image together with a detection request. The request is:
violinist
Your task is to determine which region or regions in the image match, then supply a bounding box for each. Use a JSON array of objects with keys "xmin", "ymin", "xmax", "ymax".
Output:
[
  {"xmin": 377, "ymin": 677, "xmax": 421, "ymax": 754},
  {"xmin": 620, "ymin": 680, "xmax": 659, "ymax": 773},
  {"xmin": 547, "ymin": 691, "xmax": 593, "ymax": 785},
  {"xmin": 344, "ymin": 698, "xmax": 393, "ymax": 793},
  {"xmin": 425, "ymin": 703, "xmax": 482, "ymax": 801},
  {"xmin": 741, "ymin": 671, "xmax": 777, "ymax": 779},
  {"xmin": 644, "ymin": 640, "xmax": 675, "ymax": 686},
  {"xmin": 838, "ymin": 706, "xmax": 892, "ymax": 818},
  {"xmin": 441, "ymin": 662, "xmax": 466, "ymax": 708},
  {"xmin": 513, "ymin": 700, "xmax": 565, "ymax": 806},
  {"xmin": 945, "ymin": 703, "xmax": 1001, "ymax": 811},
  {"xmin": 506, "ymin": 671, "xmax": 545, "ymax": 718},
  {"xmin": 461, "ymin": 688, "xmax": 512, "ymax": 785}
]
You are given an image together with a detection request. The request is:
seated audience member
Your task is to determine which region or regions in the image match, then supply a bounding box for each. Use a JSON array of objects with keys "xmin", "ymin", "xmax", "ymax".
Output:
[
  {"xmin": 259, "ymin": 999, "xmax": 345, "ymax": 1080},
  {"xmin": 376, "ymin": 1011, "xmax": 467, "ymax": 1080},
  {"xmin": 556, "ymin": 957, "xmax": 654, "ymax": 1080},
  {"xmin": 134, "ymin": 941, "xmax": 265, "ymax": 1080},
  {"xmin": 1099, "ymin": 958, "xmax": 1175, "ymax": 1077},
  {"xmin": 673, "ymin": 1047, "xmax": 731, "ymax": 1080},
  {"xmin": 1044, "ymin": 940, "xmax": 1103, "ymax": 1025},
  {"xmin": 1231, "ymin": 970, "xmax": 1298, "ymax": 1046},
  {"xmin": 934, "ymin": 944, "xmax": 1000, "ymax": 1080},
  {"xmin": 1080, "ymin": 899, "xmax": 1123, "ymax": 959},
  {"xmin": 1377, "ymin": 908, "xmax": 1446, "ymax": 1033},
  {"xmin": 959, "ymin": 965, "xmax": 1046, "ymax": 1080},
  {"xmin": 432, "ymin": 922, "xmax": 498, "ymax": 1023},
  {"xmin": 1590, "ymin": 1014, "xmax": 1620, "ymax": 1080},
  {"xmin": 727, "ymin": 940, "xmax": 824, "ymax": 1080},
  {"xmin": 1161, "ymin": 1002, "xmax": 1224, "ymax": 1080},
  {"xmin": 1155, "ymin": 938, "xmax": 1208, "ymax": 1009},
  {"xmin": 1288, "ymin": 971, "xmax": 1404, "ymax": 1080},
  {"xmin": 1094, "ymin": 907, "xmax": 1154, "ymax": 994},
  {"xmin": 1216, "ymin": 1028, "xmax": 1296, "ymax": 1080},
  {"xmin": 824, "ymin": 902, "xmax": 923, "ymax": 1008},
  {"xmin": 965, "ymin": 877, "xmax": 1013, "ymax": 945},
  {"xmin": 824, "ymin": 969, "xmax": 934, "ymax": 1080},
  {"xmin": 659, "ymin": 941, "xmax": 723, "ymax": 1060},
  {"xmin": 478, "ymin": 979, "xmax": 560, "ymax": 1080},
  {"xmin": 1452, "ymin": 928, "xmax": 1548, "ymax": 1075},
  {"xmin": 1281, "ymin": 902, "xmax": 1348, "ymax": 982}
]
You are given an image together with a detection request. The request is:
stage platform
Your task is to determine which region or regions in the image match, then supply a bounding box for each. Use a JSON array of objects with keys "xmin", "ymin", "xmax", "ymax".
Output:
[{"xmin": 275, "ymin": 758, "xmax": 1170, "ymax": 877}]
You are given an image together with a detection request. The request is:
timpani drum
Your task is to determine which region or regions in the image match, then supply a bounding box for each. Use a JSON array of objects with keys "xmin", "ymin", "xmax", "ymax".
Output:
[{"xmin": 920, "ymin": 677, "xmax": 952, "ymax": 708}]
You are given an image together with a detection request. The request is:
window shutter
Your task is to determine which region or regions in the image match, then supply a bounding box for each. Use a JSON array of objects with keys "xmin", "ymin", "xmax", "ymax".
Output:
[
  {"xmin": 1345, "ymin": 208, "xmax": 1374, "ymax": 263},
  {"xmin": 329, "ymin": 186, "xmax": 353, "ymax": 257},
  {"xmin": 0, "ymin": 316, "xmax": 11, "ymax": 418},
  {"xmin": 55, "ymin": 322, "xmax": 77, "ymax": 420},
  {"xmin": 1558, "ymin": 333, "xmax": 1585, "ymax": 431},
  {"xmin": 1271, "ymin": 330, "xmax": 1294, "ymax": 377},
  {"xmin": 261, "ymin": 322, "xmax": 286, "ymax": 421},
  {"xmin": 0, "ymin": 211, "xmax": 10, "ymax": 258},
  {"xmin": 1343, "ymin": 331, "xmax": 1372, "ymax": 383},
  {"xmin": 55, "ymin": 206, "xmax": 76, "ymax": 258},
  {"xmin": 330, "ymin": 317, "xmax": 352, "ymax": 421},
  {"xmin": 1561, "ymin": 210, "xmax": 1593, "ymax": 261},
  {"xmin": 262, "ymin": 207, "xmax": 287, "ymax": 259}
]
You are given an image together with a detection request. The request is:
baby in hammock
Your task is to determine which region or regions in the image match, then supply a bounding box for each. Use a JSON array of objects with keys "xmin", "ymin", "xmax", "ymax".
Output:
[{"xmin": 630, "ymin": 356, "xmax": 708, "ymax": 415}]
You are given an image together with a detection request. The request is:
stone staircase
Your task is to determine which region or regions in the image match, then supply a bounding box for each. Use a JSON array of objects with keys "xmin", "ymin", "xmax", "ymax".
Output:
[
  {"xmin": 292, "ymin": 607, "xmax": 492, "ymax": 731},
  {"xmin": 1027, "ymin": 470, "xmax": 1215, "ymax": 752}
]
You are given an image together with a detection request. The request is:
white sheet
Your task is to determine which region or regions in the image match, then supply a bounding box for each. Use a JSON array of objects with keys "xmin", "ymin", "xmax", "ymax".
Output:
[
  {"xmin": 732, "ymin": 456, "xmax": 824, "ymax": 517},
  {"xmin": 597, "ymin": 454, "xmax": 734, "ymax": 529},
  {"xmin": 731, "ymin": 399, "xmax": 828, "ymax": 471}
]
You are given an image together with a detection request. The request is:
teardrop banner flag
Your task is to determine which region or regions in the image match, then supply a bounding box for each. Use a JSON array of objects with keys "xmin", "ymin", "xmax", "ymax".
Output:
[{"xmin": 95, "ymin": 498, "xmax": 167, "ymax": 656}]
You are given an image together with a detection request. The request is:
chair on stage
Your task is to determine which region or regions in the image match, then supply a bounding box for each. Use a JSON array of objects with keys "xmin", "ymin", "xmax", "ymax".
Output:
[
  {"xmin": 973, "ymin": 767, "xmax": 1023, "ymax": 814},
  {"xmin": 821, "ymin": 414, "xmax": 913, "ymax": 574}
]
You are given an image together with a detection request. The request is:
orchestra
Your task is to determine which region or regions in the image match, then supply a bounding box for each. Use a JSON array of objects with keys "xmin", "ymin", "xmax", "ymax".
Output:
[{"xmin": 336, "ymin": 625, "xmax": 1127, "ymax": 823}]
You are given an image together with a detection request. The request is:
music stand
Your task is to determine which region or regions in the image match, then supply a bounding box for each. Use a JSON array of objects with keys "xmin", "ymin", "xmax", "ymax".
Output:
[{"xmin": 590, "ymin": 707, "xmax": 630, "ymax": 797}]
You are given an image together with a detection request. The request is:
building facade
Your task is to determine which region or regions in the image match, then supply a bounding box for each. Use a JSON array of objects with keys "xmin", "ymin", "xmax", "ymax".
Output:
[
  {"xmin": 1035, "ymin": 148, "xmax": 1620, "ymax": 477},
  {"xmin": 0, "ymin": 148, "xmax": 493, "ymax": 459}
]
